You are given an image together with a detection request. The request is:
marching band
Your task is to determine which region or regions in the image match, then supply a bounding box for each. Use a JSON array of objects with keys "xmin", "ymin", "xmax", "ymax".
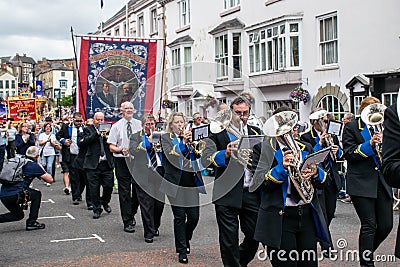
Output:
[{"xmin": 2, "ymin": 94, "xmax": 400, "ymax": 267}]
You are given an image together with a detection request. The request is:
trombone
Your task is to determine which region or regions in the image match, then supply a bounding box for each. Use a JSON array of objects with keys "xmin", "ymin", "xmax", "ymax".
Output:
[{"xmin": 360, "ymin": 103, "xmax": 386, "ymax": 164}]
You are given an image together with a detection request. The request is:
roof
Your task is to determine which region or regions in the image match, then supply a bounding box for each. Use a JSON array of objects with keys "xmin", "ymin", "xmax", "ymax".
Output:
[
  {"xmin": 209, "ymin": 18, "xmax": 245, "ymax": 35},
  {"xmin": 103, "ymin": 0, "xmax": 140, "ymax": 26},
  {"xmin": 167, "ymin": 35, "xmax": 194, "ymax": 47},
  {"xmin": 364, "ymin": 68, "xmax": 400, "ymax": 78},
  {"xmin": 345, "ymin": 74, "xmax": 369, "ymax": 88}
]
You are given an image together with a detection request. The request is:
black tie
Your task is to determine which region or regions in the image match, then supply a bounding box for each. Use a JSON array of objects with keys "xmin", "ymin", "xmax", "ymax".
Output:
[
  {"xmin": 100, "ymin": 135, "xmax": 105, "ymax": 157},
  {"xmin": 149, "ymin": 148, "xmax": 158, "ymax": 170},
  {"xmin": 127, "ymin": 121, "xmax": 132, "ymax": 138}
]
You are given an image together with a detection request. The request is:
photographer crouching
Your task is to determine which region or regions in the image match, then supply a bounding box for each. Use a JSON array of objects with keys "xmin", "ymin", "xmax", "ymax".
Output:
[{"xmin": 0, "ymin": 146, "xmax": 53, "ymax": 230}]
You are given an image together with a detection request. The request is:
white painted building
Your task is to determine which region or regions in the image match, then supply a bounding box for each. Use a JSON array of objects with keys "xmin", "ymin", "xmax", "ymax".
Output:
[
  {"xmin": 37, "ymin": 66, "xmax": 74, "ymax": 100},
  {"xmin": 0, "ymin": 72, "xmax": 18, "ymax": 99},
  {"xmin": 97, "ymin": 0, "xmax": 400, "ymax": 121}
]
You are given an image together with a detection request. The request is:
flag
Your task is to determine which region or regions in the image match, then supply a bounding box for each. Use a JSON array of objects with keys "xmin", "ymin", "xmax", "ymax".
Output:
[
  {"xmin": 75, "ymin": 36, "xmax": 165, "ymax": 122},
  {"xmin": 100, "ymin": 0, "xmax": 104, "ymax": 9},
  {"xmin": 35, "ymin": 80, "xmax": 43, "ymax": 97}
]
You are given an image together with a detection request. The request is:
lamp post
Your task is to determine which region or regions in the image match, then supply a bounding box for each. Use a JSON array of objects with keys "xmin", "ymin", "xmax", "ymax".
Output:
[{"xmin": 54, "ymin": 88, "xmax": 61, "ymax": 118}]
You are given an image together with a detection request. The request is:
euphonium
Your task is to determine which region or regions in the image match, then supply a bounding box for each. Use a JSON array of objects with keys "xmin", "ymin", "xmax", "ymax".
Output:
[
  {"xmin": 309, "ymin": 109, "xmax": 337, "ymax": 162},
  {"xmin": 263, "ymin": 111, "xmax": 314, "ymax": 204},
  {"xmin": 360, "ymin": 103, "xmax": 387, "ymax": 164}
]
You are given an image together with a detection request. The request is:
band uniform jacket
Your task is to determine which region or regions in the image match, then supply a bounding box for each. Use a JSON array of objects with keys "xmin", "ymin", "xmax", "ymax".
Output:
[
  {"xmin": 160, "ymin": 132, "xmax": 215, "ymax": 198},
  {"xmin": 382, "ymin": 103, "xmax": 400, "ymax": 258},
  {"xmin": 301, "ymin": 127, "xmax": 343, "ymax": 192},
  {"xmin": 129, "ymin": 129, "xmax": 164, "ymax": 198},
  {"xmin": 78, "ymin": 124, "xmax": 114, "ymax": 170},
  {"xmin": 209, "ymin": 125, "xmax": 262, "ymax": 209},
  {"xmin": 252, "ymin": 138, "xmax": 329, "ymax": 249},
  {"xmin": 342, "ymin": 118, "xmax": 391, "ymax": 199},
  {"xmin": 56, "ymin": 123, "xmax": 84, "ymax": 163}
]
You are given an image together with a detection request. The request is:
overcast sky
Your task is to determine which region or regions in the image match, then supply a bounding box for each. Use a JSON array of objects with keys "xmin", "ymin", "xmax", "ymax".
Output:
[{"xmin": 0, "ymin": 0, "xmax": 128, "ymax": 61}]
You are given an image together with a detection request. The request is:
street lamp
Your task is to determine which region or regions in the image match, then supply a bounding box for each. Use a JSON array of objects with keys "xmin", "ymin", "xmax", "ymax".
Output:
[{"xmin": 54, "ymin": 88, "xmax": 61, "ymax": 118}]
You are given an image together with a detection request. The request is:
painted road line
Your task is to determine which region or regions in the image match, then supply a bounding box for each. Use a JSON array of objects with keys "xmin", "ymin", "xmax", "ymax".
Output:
[
  {"xmin": 38, "ymin": 213, "xmax": 75, "ymax": 220},
  {"xmin": 50, "ymin": 234, "xmax": 105, "ymax": 243},
  {"xmin": 41, "ymin": 199, "xmax": 55, "ymax": 203}
]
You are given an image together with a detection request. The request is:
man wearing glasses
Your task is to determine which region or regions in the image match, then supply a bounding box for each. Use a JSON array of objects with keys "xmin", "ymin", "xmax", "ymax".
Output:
[
  {"xmin": 56, "ymin": 112, "xmax": 92, "ymax": 208},
  {"xmin": 209, "ymin": 96, "xmax": 262, "ymax": 267},
  {"xmin": 108, "ymin": 102, "xmax": 142, "ymax": 233},
  {"xmin": 192, "ymin": 112, "xmax": 204, "ymax": 128}
]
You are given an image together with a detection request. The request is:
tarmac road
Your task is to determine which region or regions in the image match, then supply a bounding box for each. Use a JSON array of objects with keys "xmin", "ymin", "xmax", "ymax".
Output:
[{"xmin": 0, "ymin": 170, "xmax": 398, "ymax": 267}]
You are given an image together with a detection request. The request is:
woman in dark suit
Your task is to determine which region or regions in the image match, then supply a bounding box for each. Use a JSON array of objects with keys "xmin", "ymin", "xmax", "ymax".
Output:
[
  {"xmin": 382, "ymin": 98, "xmax": 400, "ymax": 259},
  {"xmin": 343, "ymin": 96, "xmax": 393, "ymax": 267},
  {"xmin": 15, "ymin": 122, "xmax": 35, "ymax": 156},
  {"xmin": 161, "ymin": 112, "xmax": 203, "ymax": 264}
]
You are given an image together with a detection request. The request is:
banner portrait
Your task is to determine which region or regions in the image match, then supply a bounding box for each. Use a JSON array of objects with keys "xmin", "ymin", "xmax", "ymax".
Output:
[{"xmin": 76, "ymin": 36, "xmax": 164, "ymax": 121}]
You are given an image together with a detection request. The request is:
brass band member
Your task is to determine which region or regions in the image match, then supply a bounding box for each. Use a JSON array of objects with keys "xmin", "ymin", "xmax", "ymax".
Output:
[
  {"xmin": 301, "ymin": 108, "xmax": 343, "ymax": 255},
  {"xmin": 382, "ymin": 95, "xmax": 400, "ymax": 260},
  {"xmin": 253, "ymin": 106, "xmax": 328, "ymax": 267},
  {"xmin": 343, "ymin": 97, "xmax": 393, "ymax": 266},
  {"xmin": 160, "ymin": 112, "xmax": 205, "ymax": 264},
  {"xmin": 209, "ymin": 97, "xmax": 262, "ymax": 267}
]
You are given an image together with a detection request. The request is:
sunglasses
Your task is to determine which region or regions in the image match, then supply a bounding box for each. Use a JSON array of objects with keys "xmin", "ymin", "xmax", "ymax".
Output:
[{"xmin": 74, "ymin": 120, "xmax": 83, "ymax": 122}]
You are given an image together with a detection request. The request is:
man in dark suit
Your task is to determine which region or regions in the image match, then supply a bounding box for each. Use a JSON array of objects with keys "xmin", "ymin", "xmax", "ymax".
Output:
[
  {"xmin": 382, "ymin": 98, "xmax": 400, "ymax": 259},
  {"xmin": 209, "ymin": 97, "xmax": 262, "ymax": 267},
  {"xmin": 97, "ymin": 82, "xmax": 115, "ymax": 107},
  {"xmin": 300, "ymin": 108, "xmax": 342, "ymax": 255},
  {"xmin": 56, "ymin": 112, "xmax": 91, "ymax": 207},
  {"xmin": 78, "ymin": 112, "xmax": 114, "ymax": 219},
  {"xmin": 129, "ymin": 114, "xmax": 165, "ymax": 242}
]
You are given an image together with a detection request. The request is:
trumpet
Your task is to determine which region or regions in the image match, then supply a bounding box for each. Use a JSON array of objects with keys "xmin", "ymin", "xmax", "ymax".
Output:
[
  {"xmin": 309, "ymin": 109, "xmax": 337, "ymax": 162},
  {"xmin": 264, "ymin": 111, "xmax": 314, "ymax": 204},
  {"xmin": 360, "ymin": 103, "xmax": 386, "ymax": 164}
]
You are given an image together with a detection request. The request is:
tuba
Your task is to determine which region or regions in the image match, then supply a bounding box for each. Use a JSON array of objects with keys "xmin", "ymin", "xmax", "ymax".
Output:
[
  {"xmin": 210, "ymin": 109, "xmax": 253, "ymax": 170},
  {"xmin": 309, "ymin": 109, "xmax": 337, "ymax": 162},
  {"xmin": 263, "ymin": 111, "xmax": 314, "ymax": 204},
  {"xmin": 360, "ymin": 103, "xmax": 386, "ymax": 164}
]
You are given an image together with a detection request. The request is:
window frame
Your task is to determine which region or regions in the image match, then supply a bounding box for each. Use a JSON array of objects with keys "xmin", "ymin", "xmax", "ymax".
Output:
[
  {"xmin": 137, "ymin": 14, "xmax": 145, "ymax": 37},
  {"xmin": 150, "ymin": 7, "xmax": 158, "ymax": 34},
  {"xmin": 59, "ymin": 80, "xmax": 67, "ymax": 89},
  {"xmin": 318, "ymin": 12, "xmax": 338, "ymax": 66},
  {"xmin": 178, "ymin": 0, "xmax": 191, "ymax": 28},
  {"xmin": 224, "ymin": 0, "xmax": 240, "ymax": 10},
  {"xmin": 214, "ymin": 31, "xmax": 242, "ymax": 81},
  {"xmin": 318, "ymin": 94, "xmax": 345, "ymax": 120},
  {"xmin": 382, "ymin": 92, "xmax": 398, "ymax": 107}
]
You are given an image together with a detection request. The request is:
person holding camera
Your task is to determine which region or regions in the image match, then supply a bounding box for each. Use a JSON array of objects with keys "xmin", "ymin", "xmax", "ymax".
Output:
[{"xmin": 0, "ymin": 146, "xmax": 53, "ymax": 230}]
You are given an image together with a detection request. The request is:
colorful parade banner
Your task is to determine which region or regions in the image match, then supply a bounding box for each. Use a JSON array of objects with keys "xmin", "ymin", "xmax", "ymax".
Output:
[
  {"xmin": 36, "ymin": 80, "xmax": 43, "ymax": 97},
  {"xmin": 76, "ymin": 36, "xmax": 164, "ymax": 121},
  {"xmin": 7, "ymin": 98, "xmax": 37, "ymax": 121},
  {"xmin": 0, "ymin": 103, "xmax": 6, "ymax": 122}
]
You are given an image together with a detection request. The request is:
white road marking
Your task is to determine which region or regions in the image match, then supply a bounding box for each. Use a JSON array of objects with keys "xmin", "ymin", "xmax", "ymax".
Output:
[
  {"xmin": 50, "ymin": 234, "xmax": 105, "ymax": 243},
  {"xmin": 41, "ymin": 199, "xmax": 55, "ymax": 203},
  {"xmin": 38, "ymin": 213, "xmax": 75, "ymax": 220}
]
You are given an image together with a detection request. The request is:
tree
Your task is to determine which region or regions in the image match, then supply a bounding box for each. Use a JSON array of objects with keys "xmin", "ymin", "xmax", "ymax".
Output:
[{"xmin": 59, "ymin": 95, "xmax": 73, "ymax": 107}]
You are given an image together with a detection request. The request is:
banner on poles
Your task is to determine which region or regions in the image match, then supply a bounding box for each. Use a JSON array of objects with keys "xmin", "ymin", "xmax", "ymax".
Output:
[
  {"xmin": 76, "ymin": 36, "xmax": 164, "ymax": 121},
  {"xmin": 7, "ymin": 99, "xmax": 37, "ymax": 121}
]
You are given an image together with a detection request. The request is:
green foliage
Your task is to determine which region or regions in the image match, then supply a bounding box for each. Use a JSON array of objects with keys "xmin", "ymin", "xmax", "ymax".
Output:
[{"xmin": 59, "ymin": 95, "xmax": 73, "ymax": 107}]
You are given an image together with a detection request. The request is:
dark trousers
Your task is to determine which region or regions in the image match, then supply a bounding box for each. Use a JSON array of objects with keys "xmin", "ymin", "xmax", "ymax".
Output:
[
  {"xmin": 0, "ymin": 189, "xmax": 41, "ymax": 225},
  {"xmin": 114, "ymin": 157, "xmax": 139, "ymax": 227},
  {"xmin": 318, "ymin": 175, "xmax": 338, "ymax": 250},
  {"xmin": 85, "ymin": 161, "xmax": 114, "ymax": 213},
  {"xmin": 69, "ymin": 154, "xmax": 91, "ymax": 206},
  {"xmin": 350, "ymin": 182, "xmax": 393, "ymax": 267},
  {"xmin": 171, "ymin": 205, "xmax": 199, "ymax": 254},
  {"xmin": 154, "ymin": 199, "xmax": 164, "ymax": 231},
  {"xmin": 0, "ymin": 145, "xmax": 5, "ymax": 172},
  {"xmin": 135, "ymin": 185, "xmax": 156, "ymax": 239},
  {"xmin": 6, "ymin": 140, "xmax": 15, "ymax": 159},
  {"xmin": 215, "ymin": 191, "xmax": 259, "ymax": 267},
  {"xmin": 267, "ymin": 205, "xmax": 318, "ymax": 267}
]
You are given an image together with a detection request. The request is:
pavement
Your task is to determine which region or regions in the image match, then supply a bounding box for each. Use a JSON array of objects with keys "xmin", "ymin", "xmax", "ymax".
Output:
[{"xmin": 0, "ymin": 170, "xmax": 399, "ymax": 267}]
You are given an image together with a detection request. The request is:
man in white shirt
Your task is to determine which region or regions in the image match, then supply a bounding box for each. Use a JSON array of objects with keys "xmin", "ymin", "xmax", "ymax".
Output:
[{"xmin": 107, "ymin": 102, "xmax": 142, "ymax": 234}]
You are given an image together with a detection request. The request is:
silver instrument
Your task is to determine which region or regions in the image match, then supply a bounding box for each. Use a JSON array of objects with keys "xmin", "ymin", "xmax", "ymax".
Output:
[
  {"xmin": 360, "ymin": 103, "xmax": 387, "ymax": 164},
  {"xmin": 264, "ymin": 111, "xmax": 314, "ymax": 204},
  {"xmin": 309, "ymin": 109, "xmax": 337, "ymax": 162}
]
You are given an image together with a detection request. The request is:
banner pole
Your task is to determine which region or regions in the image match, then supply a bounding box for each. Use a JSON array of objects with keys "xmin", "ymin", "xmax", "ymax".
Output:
[{"xmin": 70, "ymin": 26, "xmax": 85, "ymax": 119}]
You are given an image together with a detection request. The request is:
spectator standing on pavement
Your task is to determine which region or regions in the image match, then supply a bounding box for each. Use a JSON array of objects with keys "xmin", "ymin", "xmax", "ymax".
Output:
[
  {"xmin": 6, "ymin": 120, "xmax": 17, "ymax": 159},
  {"xmin": 15, "ymin": 123, "xmax": 35, "ymax": 157},
  {"xmin": 0, "ymin": 146, "xmax": 54, "ymax": 230},
  {"xmin": 38, "ymin": 123, "xmax": 57, "ymax": 186}
]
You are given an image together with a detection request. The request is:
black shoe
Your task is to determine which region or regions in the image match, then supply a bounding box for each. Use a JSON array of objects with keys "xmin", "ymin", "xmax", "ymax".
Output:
[
  {"xmin": 26, "ymin": 221, "xmax": 45, "ymax": 231},
  {"xmin": 124, "ymin": 224, "xmax": 136, "ymax": 233},
  {"xmin": 72, "ymin": 199, "xmax": 80, "ymax": 205},
  {"xmin": 93, "ymin": 209, "xmax": 103, "ymax": 219},
  {"xmin": 103, "ymin": 204, "xmax": 112, "ymax": 213},
  {"xmin": 154, "ymin": 229, "xmax": 160, "ymax": 237},
  {"xmin": 145, "ymin": 238, "xmax": 153, "ymax": 243},
  {"xmin": 178, "ymin": 253, "xmax": 188, "ymax": 264},
  {"xmin": 87, "ymin": 205, "xmax": 94, "ymax": 211}
]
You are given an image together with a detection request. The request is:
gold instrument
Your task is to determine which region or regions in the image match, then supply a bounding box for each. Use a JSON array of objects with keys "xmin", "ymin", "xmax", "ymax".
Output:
[
  {"xmin": 263, "ymin": 111, "xmax": 314, "ymax": 204},
  {"xmin": 99, "ymin": 123, "xmax": 112, "ymax": 138},
  {"xmin": 360, "ymin": 103, "xmax": 387, "ymax": 163},
  {"xmin": 183, "ymin": 126, "xmax": 207, "ymax": 156},
  {"xmin": 210, "ymin": 109, "xmax": 253, "ymax": 170},
  {"xmin": 309, "ymin": 109, "xmax": 337, "ymax": 162}
]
